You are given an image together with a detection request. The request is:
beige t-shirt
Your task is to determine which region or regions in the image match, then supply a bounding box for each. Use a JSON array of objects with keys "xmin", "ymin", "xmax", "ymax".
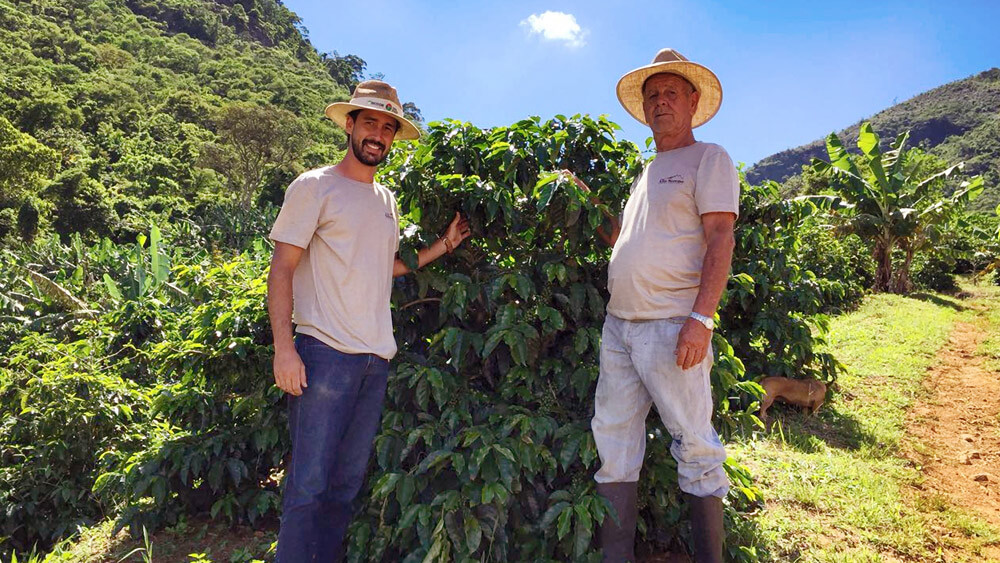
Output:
[
  {"xmin": 269, "ymin": 166, "xmax": 400, "ymax": 359},
  {"xmin": 607, "ymin": 142, "xmax": 740, "ymax": 321}
]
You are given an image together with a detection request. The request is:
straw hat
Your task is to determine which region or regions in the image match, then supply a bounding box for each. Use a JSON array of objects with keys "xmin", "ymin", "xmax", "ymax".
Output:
[
  {"xmin": 616, "ymin": 48, "xmax": 722, "ymax": 128},
  {"xmin": 324, "ymin": 80, "xmax": 421, "ymax": 140}
]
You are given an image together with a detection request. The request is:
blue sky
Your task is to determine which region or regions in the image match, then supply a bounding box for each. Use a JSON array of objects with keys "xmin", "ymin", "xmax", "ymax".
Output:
[{"xmin": 283, "ymin": 0, "xmax": 1000, "ymax": 167}]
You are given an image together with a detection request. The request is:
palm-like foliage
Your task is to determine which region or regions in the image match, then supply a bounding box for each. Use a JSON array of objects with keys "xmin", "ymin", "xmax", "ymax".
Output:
[{"xmin": 808, "ymin": 122, "xmax": 983, "ymax": 293}]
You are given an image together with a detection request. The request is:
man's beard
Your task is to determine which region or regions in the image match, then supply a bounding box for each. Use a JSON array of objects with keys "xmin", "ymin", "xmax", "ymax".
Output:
[{"xmin": 351, "ymin": 135, "xmax": 388, "ymax": 166}]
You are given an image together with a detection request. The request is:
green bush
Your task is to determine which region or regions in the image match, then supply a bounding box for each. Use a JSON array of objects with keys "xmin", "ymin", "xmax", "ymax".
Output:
[
  {"xmin": 2, "ymin": 117, "xmax": 847, "ymax": 561},
  {"xmin": 0, "ymin": 207, "xmax": 15, "ymax": 240},
  {"xmin": 722, "ymin": 181, "xmax": 844, "ymax": 386},
  {"xmin": 17, "ymin": 199, "xmax": 41, "ymax": 243},
  {"xmin": 912, "ymin": 254, "xmax": 958, "ymax": 292},
  {"xmin": 795, "ymin": 221, "xmax": 872, "ymax": 311},
  {"xmin": 45, "ymin": 167, "xmax": 116, "ymax": 243},
  {"xmin": 0, "ymin": 334, "xmax": 149, "ymax": 555}
]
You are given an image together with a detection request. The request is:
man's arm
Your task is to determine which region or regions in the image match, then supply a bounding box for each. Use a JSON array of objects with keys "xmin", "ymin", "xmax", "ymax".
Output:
[
  {"xmin": 268, "ymin": 242, "xmax": 307, "ymax": 396},
  {"xmin": 675, "ymin": 212, "xmax": 737, "ymax": 370},
  {"xmin": 392, "ymin": 212, "xmax": 472, "ymax": 277},
  {"xmin": 561, "ymin": 170, "xmax": 621, "ymax": 247}
]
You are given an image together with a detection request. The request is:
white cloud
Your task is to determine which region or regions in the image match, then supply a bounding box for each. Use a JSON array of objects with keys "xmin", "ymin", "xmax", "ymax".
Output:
[{"xmin": 520, "ymin": 11, "xmax": 588, "ymax": 48}]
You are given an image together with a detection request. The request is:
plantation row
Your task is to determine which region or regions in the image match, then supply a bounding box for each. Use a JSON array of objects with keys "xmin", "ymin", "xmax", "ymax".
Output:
[{"xmin": 9, "ymin": 113, "xmax": 997, "ymax": 561}]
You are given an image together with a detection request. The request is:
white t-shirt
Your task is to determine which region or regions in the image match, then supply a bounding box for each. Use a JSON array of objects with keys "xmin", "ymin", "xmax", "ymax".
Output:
[
  {"xmin": 269, "ymin": 166, "xmax": 400, "ymax": 359},
  {"xmin": 607, "ymin": 142, "xmax": 740, "ymax": 321}
]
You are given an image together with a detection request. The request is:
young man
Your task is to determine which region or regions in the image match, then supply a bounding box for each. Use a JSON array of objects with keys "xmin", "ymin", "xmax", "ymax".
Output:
[
  {"xmin": 267, "ymin": 80, "xmax": 470, "ymax": 561},
  {"xmin": 571, "ymin": 49, "xmax": 739, "ymax": 563}
]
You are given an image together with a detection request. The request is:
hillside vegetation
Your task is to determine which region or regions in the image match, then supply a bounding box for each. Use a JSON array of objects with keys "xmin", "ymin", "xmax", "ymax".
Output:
[
  {"xmin": 747, "ymin": 68, "xmax": 1000, "ymax": 212},
  {"xmin": 0, "ymin": 0, "xmax": 361, "ymax": 244}
]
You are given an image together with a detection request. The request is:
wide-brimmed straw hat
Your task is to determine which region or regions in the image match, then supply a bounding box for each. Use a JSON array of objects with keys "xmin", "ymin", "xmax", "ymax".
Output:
[
  {"xmin": 324, "ymin": 80, "xmax": 421, "ymax": 140},
  {"xmin": 616, "ymin": 48, "xmax": 722, "ymax": 128}
]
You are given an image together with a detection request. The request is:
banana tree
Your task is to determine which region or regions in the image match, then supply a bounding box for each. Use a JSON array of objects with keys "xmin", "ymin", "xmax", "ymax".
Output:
[{"xmin": 808, "ymin": 122, "xmax": 982, "ymax": 293}]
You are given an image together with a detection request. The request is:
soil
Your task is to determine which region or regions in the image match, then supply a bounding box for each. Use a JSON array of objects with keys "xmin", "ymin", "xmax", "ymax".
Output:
[{"xmin": 905, "ymin": 294, "xmax": 1000, "ymax": 559}]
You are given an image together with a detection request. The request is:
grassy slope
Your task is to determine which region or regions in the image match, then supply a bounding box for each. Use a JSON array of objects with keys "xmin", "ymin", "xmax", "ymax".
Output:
[{"xmin": 731, "ymin": 284, "xmax": 1000, "ymax": 562}]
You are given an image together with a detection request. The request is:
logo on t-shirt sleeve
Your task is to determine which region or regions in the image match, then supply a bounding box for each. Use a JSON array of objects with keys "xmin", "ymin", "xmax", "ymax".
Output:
[{"xmin": 659, "ymin": 175, "xmax": 685, "ymax": 184}]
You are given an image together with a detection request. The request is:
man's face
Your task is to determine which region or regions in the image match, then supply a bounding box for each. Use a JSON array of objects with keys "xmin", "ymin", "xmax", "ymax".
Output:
[
  {"xmin": 641, "ymin": 73, "xmax": 700, "ymax": 138},
  {"xmin": 346, "ymin": 109, "xmax": 398, "ymax": 166}
]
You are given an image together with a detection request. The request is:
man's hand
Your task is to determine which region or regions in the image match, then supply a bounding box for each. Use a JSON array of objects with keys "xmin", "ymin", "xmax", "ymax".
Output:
[
  {"xmin": 559, "ymin": 169, "xmax": 621, "ymax": 246},
  {"xmin": 273, "ymin": 347, "xmax": 307, "ymax": 396},
  {"xmin": 675, "ymin": 318, "xmax": 712, "ymax": 370},
  {"xmin": 444, "ymin": 211, "xmax": 472, "ymax": 250},
  {"xmin": 560, "ymin": 169, "xmax": 598, "ymax": 203}
]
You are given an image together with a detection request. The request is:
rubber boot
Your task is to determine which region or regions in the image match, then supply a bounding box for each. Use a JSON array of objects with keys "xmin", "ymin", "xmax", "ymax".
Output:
[
  {"xmin": 596, "ymin": 481, "xmax": 638, "ymax": 563},
  {"xmin": 687, "ymin": 493, "xmax": 724, "ymax": 563}
]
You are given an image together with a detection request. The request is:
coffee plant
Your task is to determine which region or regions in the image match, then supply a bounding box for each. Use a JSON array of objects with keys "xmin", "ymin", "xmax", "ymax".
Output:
[{"xmin": 1, "ymin": 115, "xmax": 849, "ymax": 561}]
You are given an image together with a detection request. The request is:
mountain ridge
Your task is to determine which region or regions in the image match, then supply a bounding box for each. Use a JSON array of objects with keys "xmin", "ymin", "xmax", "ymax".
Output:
[{"xmin": 746, "ymin": 68, "xmax": 1000, "ymax": 211}]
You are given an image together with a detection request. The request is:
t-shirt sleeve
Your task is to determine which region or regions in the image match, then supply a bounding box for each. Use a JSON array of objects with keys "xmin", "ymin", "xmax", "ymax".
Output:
[
  {"xmin": 695, "ymin": 146, "xmax": 740, "ymax": 218},
  {"xmin": 628, "ymin": 168, "xmax": 643, "ymax": 194},
  {"xmin": 269, "ymin": 176, "xmax": 321, "ymax": 249}
]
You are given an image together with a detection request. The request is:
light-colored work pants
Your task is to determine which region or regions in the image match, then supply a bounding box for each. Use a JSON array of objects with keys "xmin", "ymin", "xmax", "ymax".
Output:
[{"xmin": 592, "ymin": 315, "xmax": 729, "ymax": 498}]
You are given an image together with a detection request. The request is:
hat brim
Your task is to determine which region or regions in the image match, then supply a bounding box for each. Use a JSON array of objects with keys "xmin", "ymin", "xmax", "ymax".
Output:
[
  {"xmin": 616, "ymin": 61, "xmax": 722, "ymax": 128},
  {"xmin": 324, "ymin": 101, "xmax": 422, "ymax": 141}
]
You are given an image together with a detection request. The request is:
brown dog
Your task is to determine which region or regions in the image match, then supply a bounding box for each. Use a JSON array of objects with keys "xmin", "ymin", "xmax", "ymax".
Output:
[{"xmin": 759, "ymin": 376, "xmax": 827, "ymax": 427}]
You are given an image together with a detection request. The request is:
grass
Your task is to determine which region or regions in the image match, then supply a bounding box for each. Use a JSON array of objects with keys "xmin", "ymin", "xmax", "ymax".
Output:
[
  {"xmin": 729, "ymin": 283, "xmax": 1000, "ymax": 562},
  {"xmin": 979, "ymin": 283, "xmax": 1000, "ymax": 373},
  {"xmin": 19, "ymin": 518, "xmax": 276, "ymax": 563}
]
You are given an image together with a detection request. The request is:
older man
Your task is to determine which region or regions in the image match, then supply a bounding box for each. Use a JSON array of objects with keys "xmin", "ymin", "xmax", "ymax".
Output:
[
  {"xmin": 571, "ymin": 49, "xmax": 739, "ymax": 563},
  {"xmin": 267, "ymin": 80, "xmax": 470, "ymax": 561}
]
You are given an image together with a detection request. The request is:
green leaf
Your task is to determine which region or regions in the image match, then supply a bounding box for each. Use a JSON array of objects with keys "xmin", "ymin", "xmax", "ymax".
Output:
[
  {"xmin": 573, "ymin": 504, "xmax": 593, "ymax": 557},
  {"xmin": 226, "ymin": 458, "xmax": 244, "ymax": 486},
  {"xmin": 857, "ymin": 122, "xmax": 881, "ymax": 158},
  {"xmin": 556, "ymin": 506, "xmax": 573, "ymax": 539},
  {"xmin": 493, "ymin": 444, "xmax": 516, "ymax": 462},
  {"xmin": 149, "ymin": 225, "xmax": 169, "ymax": 285},
  {"xmin": 374, "ymin": 472, "xmax": 402, "ymax": 498},
  {"xmin": 397, "ymin": 475, "xmax": 416, "ymax": 508},
  {"xmin": 535, "ymin": 173, "xmax": 560, "ymax": 211},
  {"xmin": 540, "ymin": 501, "xmax": 570, "ymax": 529},
  {"xmin": 400, "ymin": 245, "xmax": 420, "ymax": 272},
  {"xmin": 464, "ymin": 513, "xmax": 482, "ymax": 553},
  {"xmin": 400, "ymin": 504, "xmax": 422, "ymax": 529},
  {"xmin": 559, "ymin": 431, "xmax": 584, "ymax": 470}
]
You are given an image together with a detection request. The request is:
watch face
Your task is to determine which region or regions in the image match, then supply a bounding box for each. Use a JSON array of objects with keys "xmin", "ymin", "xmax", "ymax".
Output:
[{"xmin": 690, "ymin": 313, "xmax": 713, "ymax": 329}]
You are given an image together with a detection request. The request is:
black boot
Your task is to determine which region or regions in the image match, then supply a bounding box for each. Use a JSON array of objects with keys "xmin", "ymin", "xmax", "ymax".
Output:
[
  {"xmin": 687, "ymin": 493, "xmax": 724, "ymax": 563},
  {"xmin": 596, "ymin": 481, "xmax": 638, "ymax": 563}
]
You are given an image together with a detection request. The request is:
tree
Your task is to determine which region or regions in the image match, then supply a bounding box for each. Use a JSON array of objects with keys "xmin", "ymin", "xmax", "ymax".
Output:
[
  {"xmin": 199, "ymin": 103, "xmax": 308, "ymax": 209},
  {"xmin": 808, "ymin": 122, "xmax": 983, "ymax": 293},
  {"xmin": 321, "ymin": 51, "xmax": 366, "ymax": 89},
  {"xmin": 403, "ymin": 101, "xmax": 423, "ymax": 124},
  {"xmin": 0, "ymin": 116, "xmax": 59, "ymax": 206}
]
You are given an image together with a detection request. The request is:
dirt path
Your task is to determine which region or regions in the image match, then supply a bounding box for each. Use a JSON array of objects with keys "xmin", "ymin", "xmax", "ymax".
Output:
[{"xmin": 906, "ymin": 295, "xmax": 1000, "ymax": 557}]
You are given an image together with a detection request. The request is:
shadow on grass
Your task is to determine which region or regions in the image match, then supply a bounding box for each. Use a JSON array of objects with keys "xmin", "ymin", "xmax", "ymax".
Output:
[
  {"xmin": 763, "ymin": 405, "xmax": 879, "ymax": 453},
  {"xmin": 907, "ymin": 292, "xmax": 968, "ymax": 311}
]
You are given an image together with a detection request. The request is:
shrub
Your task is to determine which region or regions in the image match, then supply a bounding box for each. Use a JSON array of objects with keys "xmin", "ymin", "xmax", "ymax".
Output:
[
  {"xmin": 0, "ymin": 334, "xmax": 149, "ymax": 555},
  {"xmin": 2, "ymin": 117, "xmax": 846, "ymax": 561},
  {"xmin": 912, "ymin": 254, "xmax": 958, "ymax": 292}
]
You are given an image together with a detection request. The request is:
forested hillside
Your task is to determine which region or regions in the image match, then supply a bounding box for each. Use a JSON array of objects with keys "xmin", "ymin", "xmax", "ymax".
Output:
[
  {"xmin": 747, "ymin": 68, "xmax": 1000, "ymax": 211},
  {"xmin": 0, "ymin": 0, "xmax": 388, "ymax": 245}
]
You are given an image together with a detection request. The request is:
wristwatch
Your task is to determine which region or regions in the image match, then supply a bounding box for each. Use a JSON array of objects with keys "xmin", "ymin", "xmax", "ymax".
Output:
[{"xmin": 689, "ymin": 312, "xmax": 714, "ymax": 330}]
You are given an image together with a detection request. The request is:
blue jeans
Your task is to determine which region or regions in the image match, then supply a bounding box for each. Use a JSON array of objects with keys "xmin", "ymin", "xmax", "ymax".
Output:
[{"xmin": 276, "ymin": 334, "xmax": 390, "ymax": 563}]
